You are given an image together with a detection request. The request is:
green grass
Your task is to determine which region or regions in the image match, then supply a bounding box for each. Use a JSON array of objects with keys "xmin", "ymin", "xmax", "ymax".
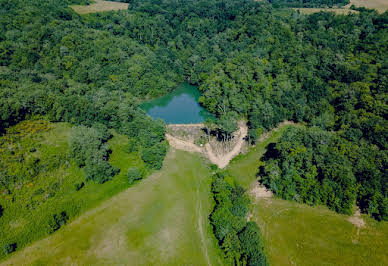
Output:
[
  {"xmin": 253, "ymin": 198, "xmax": 388, "ymax": 265},
  {"xmin": 0, "ymin": 120, "xmax": 146, "ymax": 260},
  {"xmin": 1, "ymin": 149, "xmax": 223, "ymax": 265},
  {"xmin": 228, "ymin": 124, "xmax": 388, "ymax": 266}
]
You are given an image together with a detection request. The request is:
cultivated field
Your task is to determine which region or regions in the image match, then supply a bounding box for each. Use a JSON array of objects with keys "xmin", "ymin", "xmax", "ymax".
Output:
[
  {"xmin": 292, "ymin": 0, "xmax": 388, "ymax": 15},
  {"xmin": 349, "ymin": 0, "xmax": 388, "ymax": 13},
  {"xmin": 70, "ymin": 0, "xmax": 128, "ymax": 15},
  {"xmin": 293, "ymin": 7, "xmax": 358, "ymax": 14},
  {"xmin": 228, "ymin": 124, "xmax": 388, "ymax": 266},
  {"xmin": 1, "ymin": 150, "xmax": 222, "ymax": 265}
]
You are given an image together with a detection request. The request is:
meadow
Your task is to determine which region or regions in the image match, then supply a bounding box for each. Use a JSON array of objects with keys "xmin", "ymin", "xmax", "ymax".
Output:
[
  {"xmin": 70, "ymin": 0, "xmax": 128, "ymax": 15},
  {"xmin": 1, "ymin": 147, "xmax": 222, "ymax": 265},
  {"xmin": 0, "ymin": 120, "xmax": 145, "ymax": 260}
]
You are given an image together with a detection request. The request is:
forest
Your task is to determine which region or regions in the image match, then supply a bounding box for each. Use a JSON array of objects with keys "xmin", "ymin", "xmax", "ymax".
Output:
[{"xmin": 0, "ymin": 0, "xmax": 387, "ymax": 261}]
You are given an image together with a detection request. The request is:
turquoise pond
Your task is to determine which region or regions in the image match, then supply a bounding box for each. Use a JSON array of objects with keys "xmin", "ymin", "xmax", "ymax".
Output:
[{"xmin": 141, "ymin": 83, "xmax": 213, "ymax": 124}]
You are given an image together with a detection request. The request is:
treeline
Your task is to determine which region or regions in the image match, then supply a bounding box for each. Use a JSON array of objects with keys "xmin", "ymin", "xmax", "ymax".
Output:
[
  {"xmin": 259, "ymin": 126, "xmax": 387, "ymax": 220},
  {"xmin": 210, "ymin": 172, "xmax": 268, "ymax": 265}
]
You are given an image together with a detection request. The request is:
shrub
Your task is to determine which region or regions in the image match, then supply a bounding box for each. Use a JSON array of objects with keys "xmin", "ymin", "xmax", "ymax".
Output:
[
  {"xmin": 141, "ymin": 142, "xmax": 168, "ymax": 170},
  {"xmin": 48, "ymin": 211, "xmax": 69, "ymax": 234},
  {"xmin": 127, "ymin": 167, "xmax": 143, "ymax": 184},
  {"xmin": 3, "ymin": 243, "xmax": 17, "ymax": 255},
  {"xmin": 84, "ymin": 161, "xmax": 119, "ymax": 184},
  {"xmin": 74, "ymin": 182, "xmax": 85, "ymax": 191}
]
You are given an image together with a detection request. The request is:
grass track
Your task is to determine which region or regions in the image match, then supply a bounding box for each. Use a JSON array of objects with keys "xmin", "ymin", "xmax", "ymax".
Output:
[{"xmin": 2, "ymin": 149, "xmax": 222, "ymax": 265}]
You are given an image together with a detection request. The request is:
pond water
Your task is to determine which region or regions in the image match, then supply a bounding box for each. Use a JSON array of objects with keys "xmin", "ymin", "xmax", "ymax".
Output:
[{"xmin": 141, "ymin": 83, "xmax": 213, "ymax": 124}]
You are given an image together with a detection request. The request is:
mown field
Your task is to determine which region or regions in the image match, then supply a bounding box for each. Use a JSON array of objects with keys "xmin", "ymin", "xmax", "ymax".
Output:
[
  {"xmin": 228, "ymin": 124, "xmax": 388, "ymax": 266},
  {"xmin": 1, "ymin": 147, "xmax": 222, "ymax": 265}
]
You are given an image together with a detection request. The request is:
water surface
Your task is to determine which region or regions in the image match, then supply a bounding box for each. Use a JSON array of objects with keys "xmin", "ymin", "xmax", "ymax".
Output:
[{"xmin": 141, "ymin": 83, "xmax": 212, "ymax": 124}]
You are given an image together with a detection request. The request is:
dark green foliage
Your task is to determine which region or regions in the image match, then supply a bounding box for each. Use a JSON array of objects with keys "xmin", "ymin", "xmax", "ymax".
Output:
[
  {"xmin": 0, "ymin": 204, "xmax": 3, "ymax": 217},
  {"xmin": 74, "ymin": 182, "xmax": 84, "ymax": 191},
  {"xmin": 84, "ymin": 161, "xmax": 119, "ymax": 184},
  {"xmin": 141, "ymin": 142, "xmax": 168, "ymax": 170},
  {"xmin": 210, "ymin": 173, "xmax": 268, "ymax": 265},
  {"xmin": 48, "ymin": 211, "xmax": 69, "ymax": 234},
  {"xmin": 127, "ymin": 167, "xmax": 143, "ymax": 184},
  {"xmin": 260, "ymin": 126, "xmax": 387, "ymax": 219},
  {"xmin": 124, "ymin": 138, "xmax": 138, "ymax": 153},
  {"xmin": 2, "ymin": 243, "xmax": 16, "ymax": 255}
]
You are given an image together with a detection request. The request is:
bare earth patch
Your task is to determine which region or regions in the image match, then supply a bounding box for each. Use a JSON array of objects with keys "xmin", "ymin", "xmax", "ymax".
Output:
[
  {"xmin": 249, "ymin": 183, "xmax": 273, "ymax": 200},
  {"xmin": 70, "ymin": 0, "xmax": 128, "ymax": 15},
  {"xmin": 166, "ymin": 121, "xmax": 296, "ymax": 169},
  {"xmin": 166, "ymin": 122, "xmax": 248, "ymax": 168},
  {"xmin": 348, "ymin": 208, "xmax": 365, "ymax": 228}
]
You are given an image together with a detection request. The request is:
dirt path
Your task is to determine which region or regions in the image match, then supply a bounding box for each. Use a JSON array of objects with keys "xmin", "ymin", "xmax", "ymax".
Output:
[{"xmin": 165, "ymin": 134, "xmax": 203, "ymax": 153}]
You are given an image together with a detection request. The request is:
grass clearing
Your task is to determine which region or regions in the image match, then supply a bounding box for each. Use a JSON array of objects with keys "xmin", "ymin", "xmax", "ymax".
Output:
[
  {"xmin": 1, "ymin": 149, "xmax": 222, "ymax": 265},
  {"xmin": 228, "ymin": 124, "xmax": 388, "ymax": 265},
  {"xmin": 252, "ymin": 198, "xmax": 388, "ymax": 265},
  {"xmin": 70, "ymin": 0, "xmax": 128, "ymax": 15}
]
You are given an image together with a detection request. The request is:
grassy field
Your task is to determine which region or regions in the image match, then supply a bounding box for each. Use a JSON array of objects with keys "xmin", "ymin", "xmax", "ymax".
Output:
[
  {"xmin": 0, "ymin": 120, "xmax": 147, "ymax": 260},
  {"xmin": 70, "ymin": 0, "xmax": 128, "ymax": 15},
  {"xmin": 228, "ymin": 124, "xmax": 388, "ymax": 266},
  {"xmin": 1, "ymin": 149, "xmax": 222, "ymax": 265},
  {"xmin": 252, "ymin": 198, "xmax": 388, "ymax": 265}
]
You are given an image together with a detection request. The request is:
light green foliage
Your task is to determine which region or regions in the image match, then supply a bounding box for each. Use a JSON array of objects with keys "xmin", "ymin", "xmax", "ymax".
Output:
[
  {"xmin": 69, "ymin": 125, "xmax": 118, "ymax": 184},
  {"xmin": 127, "ymin": 167, "xmax": 143, "ymax": 184}
]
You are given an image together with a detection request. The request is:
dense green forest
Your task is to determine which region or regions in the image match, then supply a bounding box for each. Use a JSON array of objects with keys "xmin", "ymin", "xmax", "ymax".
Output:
[{"xmin": 0, "ymin": 0, "xmax": 387, "ymax": 260}]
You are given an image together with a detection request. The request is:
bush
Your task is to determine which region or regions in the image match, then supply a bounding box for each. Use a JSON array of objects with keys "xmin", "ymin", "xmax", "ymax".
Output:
[
  {"xmin": 3, "ymin": 243, "xmax": 17, "ymax": 255},
  {"xmin": 141, "ymin": 142, "xmax": 168, "ymax": 170},
  {"xmin": 48, "ymin": 211, "xmax": 69, "ymax": 234},
  {"xmin": 84, "ymin": 161, "xmax": 119, "ymax": 184},
  {"xmin": 127, "ymin": 167, "xmax": 143, "ymax": 184},
  {"xmin": 239, "ymin": 222, "xmax": 268, "ymax": 266},
  {"xmin": 74, "ymin": 182, "xmax": 85, "ymax": 191}
]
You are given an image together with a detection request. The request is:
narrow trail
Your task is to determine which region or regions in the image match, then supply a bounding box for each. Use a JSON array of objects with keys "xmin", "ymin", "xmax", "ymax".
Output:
[{"xmin": 196, "ymin": 186, "xmax": 211, "ymax": 266}]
